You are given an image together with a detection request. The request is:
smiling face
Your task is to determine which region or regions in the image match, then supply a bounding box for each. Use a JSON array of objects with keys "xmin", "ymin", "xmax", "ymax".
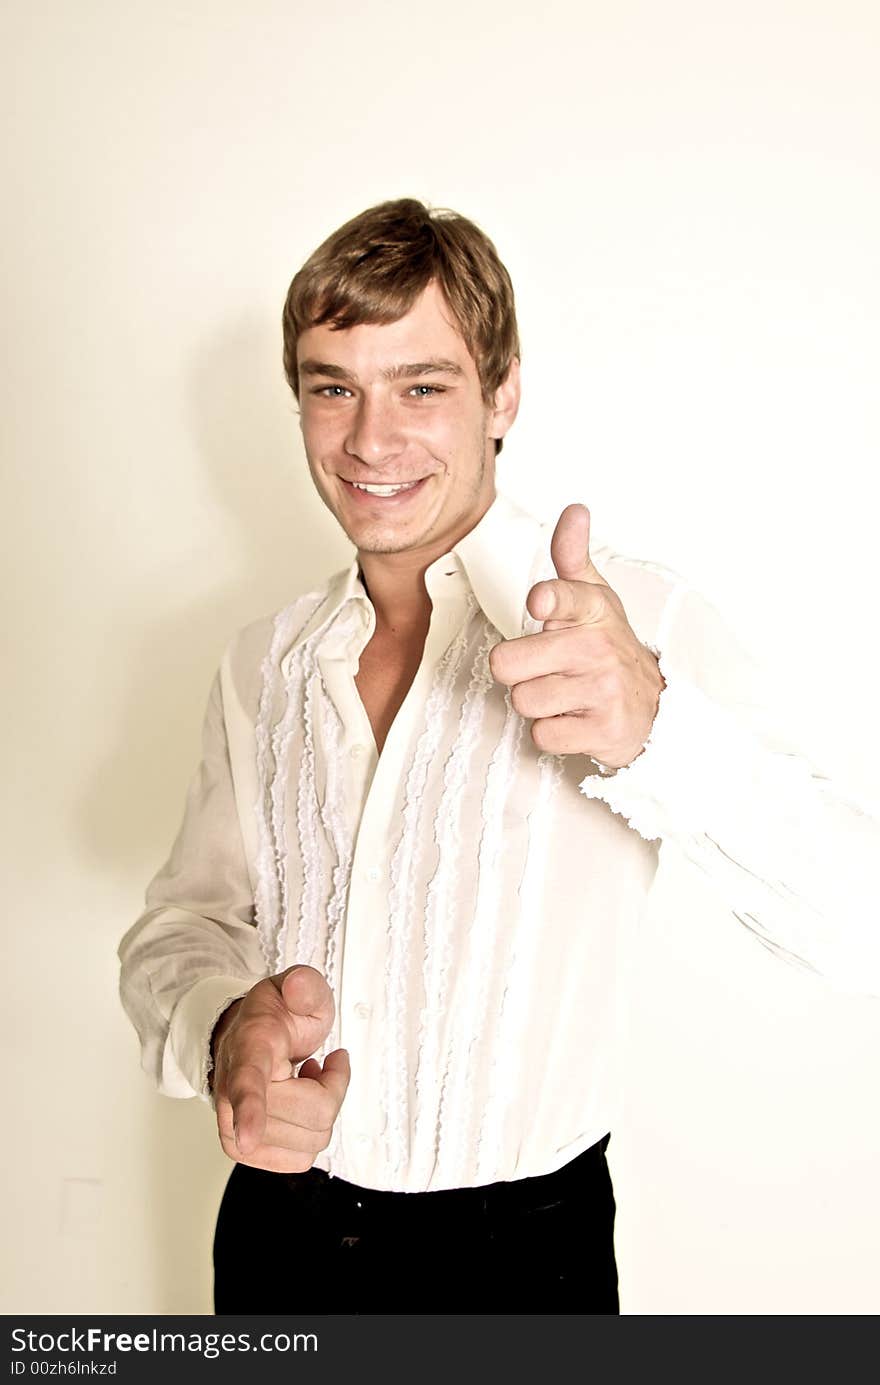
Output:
[{"xmin": 297, "ymin": 281, "xmax": 519, "ymax": 566}]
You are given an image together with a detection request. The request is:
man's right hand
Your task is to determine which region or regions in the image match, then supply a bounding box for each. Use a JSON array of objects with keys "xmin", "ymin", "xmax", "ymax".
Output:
[{"xmin": 210, "ymin": 965, "xmax": 350, "ymax": 1173}]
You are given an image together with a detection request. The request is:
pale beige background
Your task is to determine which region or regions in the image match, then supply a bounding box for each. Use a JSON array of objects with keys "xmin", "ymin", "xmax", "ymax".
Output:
[{"xmin": 2, "ymin": 0, "xmax": 878, "ymax": 1314}]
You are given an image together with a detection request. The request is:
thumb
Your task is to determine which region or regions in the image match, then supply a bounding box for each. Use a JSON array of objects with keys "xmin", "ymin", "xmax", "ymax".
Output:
[
  {"xmin": 272, "ymin": 965, "xmax": 335, "ymax": 1061},
  {"xmin": 550, "ymin": 503, "xmax": 601, "ymax": 585},
  {"xmin": 278, "ymin": 964, "xmax": 333, "ymax": 1018}
]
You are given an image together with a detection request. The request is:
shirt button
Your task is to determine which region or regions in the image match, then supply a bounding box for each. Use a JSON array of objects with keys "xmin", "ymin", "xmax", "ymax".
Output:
[
  {"xmin": 353, "ymin": 1002, "xmax": 371, "ymax": 1021},
  {"xmin": 365, "ymin": 865, "xmax": 382, "ymax": 883},
  {"xmin": 349, "ymin": 743, "xmax": 367, "ymax": 759}
]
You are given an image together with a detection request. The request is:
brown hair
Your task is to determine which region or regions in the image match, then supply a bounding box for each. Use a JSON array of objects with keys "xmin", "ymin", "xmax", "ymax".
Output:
[{"xmin": 282, "ymin": 198, "xmax": 520, "ymax": 410}]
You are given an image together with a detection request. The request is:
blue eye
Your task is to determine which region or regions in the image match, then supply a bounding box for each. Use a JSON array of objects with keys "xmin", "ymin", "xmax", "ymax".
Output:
[{"xmin": 409, "ymin": 385, "xmax": 443, "ymax": 397}]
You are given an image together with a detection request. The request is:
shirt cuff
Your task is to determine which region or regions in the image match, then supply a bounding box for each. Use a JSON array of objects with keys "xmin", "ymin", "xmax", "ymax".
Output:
[
  {"xmin": 578, "ymin": 649, "xmax": 754, "ymax": 844},
  {"xmin": 166, "ymin": 974, "xmax": 255, "ymax": 1102}
]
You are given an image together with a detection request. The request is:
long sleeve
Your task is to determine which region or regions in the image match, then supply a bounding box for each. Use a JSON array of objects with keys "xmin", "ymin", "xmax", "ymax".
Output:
[
  {"xmin": 579, "ymin": 579, "xmax": 880, "ymax": 996},
  {"xmin": 118, "ymin": 666, "xmax": 268, "ymax": 1101}
]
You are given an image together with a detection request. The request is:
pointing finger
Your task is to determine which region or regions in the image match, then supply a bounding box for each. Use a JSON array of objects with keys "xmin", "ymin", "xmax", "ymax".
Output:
[
  {"xmin": 490, "ymin": 624, "xmax": 607, "ymax": 685},
  {"xmin": 224, "ymin": 1049, "xmax": 275, "ymax": 1154},
  {"xmin": 527, "ymin": 576, "xmax": 612, "ymax": 627}
]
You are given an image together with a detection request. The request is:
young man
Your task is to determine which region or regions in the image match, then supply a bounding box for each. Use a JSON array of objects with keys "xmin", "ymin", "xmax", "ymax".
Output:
[{"xmin": 119, "ymin": 199, "xmax": 879, "ymax": 1314}]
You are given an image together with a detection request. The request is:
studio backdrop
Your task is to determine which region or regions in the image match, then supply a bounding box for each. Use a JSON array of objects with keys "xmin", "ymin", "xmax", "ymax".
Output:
[{"xmin": 2, "ymin": 0, "xmax": 878, "ymax": 1314}]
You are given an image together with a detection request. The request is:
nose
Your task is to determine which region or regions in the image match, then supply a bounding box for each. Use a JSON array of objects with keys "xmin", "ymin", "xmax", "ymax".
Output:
[{"xmin": 344, "ymin": 391, "xmax": 405, "ymax": 467}]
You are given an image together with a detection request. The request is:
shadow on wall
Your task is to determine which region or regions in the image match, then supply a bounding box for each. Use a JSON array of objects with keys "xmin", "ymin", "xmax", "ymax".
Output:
[
  {"xmin": 80, "ymin": 313, "xmax": 352, "ymax": 880},
  {"xmin": 87, "ymin": 315, "xmax": 353, "ymax": 1311},
  {"xmin": 146, "ymin": 1091, "xmax": 231, "ymax": 1313}
]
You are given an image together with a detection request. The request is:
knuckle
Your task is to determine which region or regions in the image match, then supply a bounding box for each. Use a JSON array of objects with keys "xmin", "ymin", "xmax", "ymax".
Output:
[
  {"xmin": 227, "ymin": 1056, "xmax": 266, "ymax": 1088},
  {"xmin": 596, "ymin": 667, "xmax": 622, "ymax": 700},
  {"xmin": 236, "ymin": 1010, "xmax": 279, "ymax": 1041},
  {"xmin": 240, "ymin": 1027, "xmax": 283, "ymax": 1069},
  {"xmin": 558, "ymin": 578, "xmax": 577, "ymax": 605},
  {"xmin": 227, "ymin": 1028, "xmax": 269, "ymax": 1067}
]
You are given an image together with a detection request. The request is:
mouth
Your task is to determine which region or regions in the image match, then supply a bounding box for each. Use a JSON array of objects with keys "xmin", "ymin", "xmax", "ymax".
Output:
[{"xmin": 339, "ymin": 477, "xmax": 430, "ymax": 504}]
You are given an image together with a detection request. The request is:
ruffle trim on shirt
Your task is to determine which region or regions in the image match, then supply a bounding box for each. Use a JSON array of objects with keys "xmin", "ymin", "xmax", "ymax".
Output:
[
  {"xmin": 253, "ymin": 594, "xmax": 327, "ymax": 970},
  {"xmin": 294, "ymin": 645, "xmax": 323, "ymax": 969},
  {"xmin": 272, "ymin": 643, "xmax": 309, "ymax": 970},
  {"xmin": 475, "ymin": 747, "xmax": 564, "ymax": 1182},
  {"xmin": 383, "ymin": 604, "xmax": 476, "ymax": 1177},
  {"xmin": 438, "ymin": 672, "xmax": 526, "ymax": 1180},
  {"xmin": 412, "ymin": 618, "xmax": 496, "ymax": 1183}
]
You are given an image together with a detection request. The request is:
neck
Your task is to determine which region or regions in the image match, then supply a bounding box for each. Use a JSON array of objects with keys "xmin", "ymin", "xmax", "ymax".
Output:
[
  {"xmin": 357, "ymin": 548, "xmax": 432, "ymax": 633},
  {"xmin": 357, "ymin": 490, "xmax": 495, "ymax": 632}
]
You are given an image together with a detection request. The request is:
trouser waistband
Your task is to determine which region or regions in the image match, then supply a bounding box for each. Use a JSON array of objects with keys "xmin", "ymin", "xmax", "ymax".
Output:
[{"xmin": 304, "ymin": 1133, "xmax": 612, "ymax": 1223}]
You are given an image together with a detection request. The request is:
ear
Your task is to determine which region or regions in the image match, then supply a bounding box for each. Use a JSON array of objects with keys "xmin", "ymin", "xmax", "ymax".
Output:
[{"xmin": 487, "ymin": 356, "xmax": 521, "ymax": 443}]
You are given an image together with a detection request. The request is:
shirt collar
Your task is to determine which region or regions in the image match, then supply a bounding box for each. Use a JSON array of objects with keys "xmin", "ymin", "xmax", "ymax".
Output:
[
  {"xmin": 279, "ymin": 562, "xmax": 369, "ymax": 672},
  {"xmin": 445, "ymin": 490, "xmax": 547, "ymax": 640},
  {"xmin": 284, "ymin": 488, "xmax": 547, "ymax": 669}
]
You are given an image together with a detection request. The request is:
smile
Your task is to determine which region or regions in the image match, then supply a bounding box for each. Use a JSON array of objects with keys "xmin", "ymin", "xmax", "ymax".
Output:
[
  {"xmin": 341, "ymin": 477, "xmax": 428, "ymax": 500},
  {"xmin": 351, "ymin": 480, "xmax": 422, "ymax": 495}
]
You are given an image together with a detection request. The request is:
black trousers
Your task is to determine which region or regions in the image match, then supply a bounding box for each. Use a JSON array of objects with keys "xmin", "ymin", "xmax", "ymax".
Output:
[{"xmin": 213, "ymin": 1135, "xmax": 618, "ymax": 1314}]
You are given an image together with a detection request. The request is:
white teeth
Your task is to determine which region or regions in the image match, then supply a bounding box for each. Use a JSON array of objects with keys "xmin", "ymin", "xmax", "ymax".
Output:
[{"xmin": 351, "ymin": 480, "xmax": 421, "ymax": 496}]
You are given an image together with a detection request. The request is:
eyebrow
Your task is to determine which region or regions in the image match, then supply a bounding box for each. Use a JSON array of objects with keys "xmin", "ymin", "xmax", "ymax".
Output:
[{"xmin": 299, "ymin": 357, "xmax": 465, "ymax": 384}]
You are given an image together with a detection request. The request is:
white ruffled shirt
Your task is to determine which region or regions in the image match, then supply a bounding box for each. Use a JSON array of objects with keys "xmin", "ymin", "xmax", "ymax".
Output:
[{"xmin": 118, "ymin": 491, "xmax": 880, "ymax": 1192}]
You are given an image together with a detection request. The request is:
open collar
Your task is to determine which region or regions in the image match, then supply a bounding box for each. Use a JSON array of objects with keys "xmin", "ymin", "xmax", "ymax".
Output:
[
  {"xmin": 449, "ymin": 490, "xmax": 548, "ymax": 640},
  {"xmin": 284, "ymin": 489, "xmax": 549, "ymax": 672}
]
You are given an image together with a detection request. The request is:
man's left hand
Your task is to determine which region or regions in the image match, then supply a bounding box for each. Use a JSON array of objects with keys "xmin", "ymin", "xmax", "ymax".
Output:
[{"xmin": 489, "ymin": 503, "xmax": 666, "ymax": 770}]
